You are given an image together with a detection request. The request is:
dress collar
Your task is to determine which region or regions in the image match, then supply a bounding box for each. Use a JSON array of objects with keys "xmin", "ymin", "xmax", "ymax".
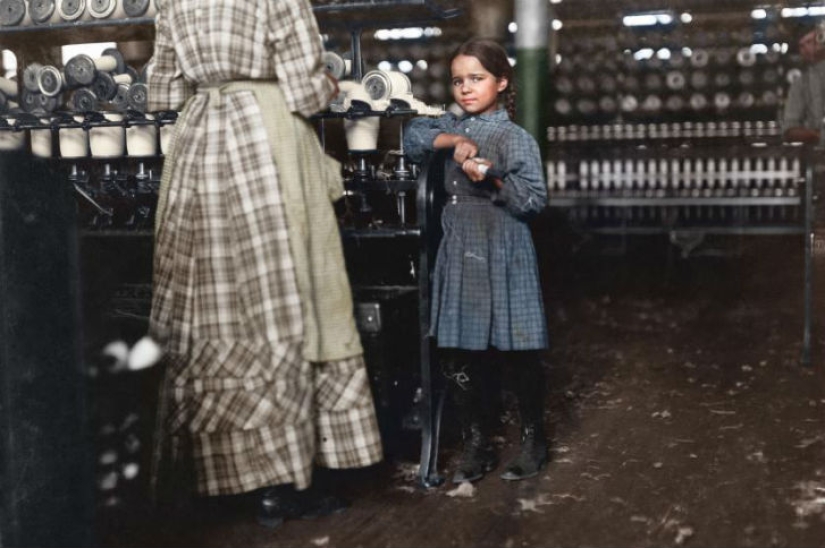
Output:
[{"xmin": 461, "ymin": 108, "xmax": 509, "ymax": 122}]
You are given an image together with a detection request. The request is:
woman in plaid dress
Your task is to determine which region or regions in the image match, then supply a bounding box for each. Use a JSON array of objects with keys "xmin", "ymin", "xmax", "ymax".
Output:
[
  {"xmin": 403, "ymin": 39, "xmax": 549, "ymax": 483},
  {"xmin": 147, "ymin": 0, "xmax": 382, "ymax": 526}
]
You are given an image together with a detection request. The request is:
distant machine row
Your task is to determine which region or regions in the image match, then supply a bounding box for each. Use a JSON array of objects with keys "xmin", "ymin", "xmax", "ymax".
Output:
[
  {"xmin": 552, "ymin": 17, "xmax": 800, "ymax": 123},
  {"xmin": 546, "ymin": 151, "xmax": 803, "ymax": 198},
  {"xmin": 547, "ymin": 120, "xmax": 782, "ymax": 142}
]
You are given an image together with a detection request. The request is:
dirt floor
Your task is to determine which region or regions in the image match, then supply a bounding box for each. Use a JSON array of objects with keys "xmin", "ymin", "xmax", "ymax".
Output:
[{"xmin": 102, "ymin": 227, "xmax": 825, "ymax": 548}]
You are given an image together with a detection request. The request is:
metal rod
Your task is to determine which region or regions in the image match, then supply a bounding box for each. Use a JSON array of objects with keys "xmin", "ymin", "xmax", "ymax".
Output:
[
  {"xmin": 802, "ymin": 147, "xmax": 814, "ymax": 367},
  {"xmin": 73, "ymin": 183, "xmax": 112, "ymax": 216},
  {"xmin": 350, "ymin": 28, "xmax": 363, "ymax": 81}
]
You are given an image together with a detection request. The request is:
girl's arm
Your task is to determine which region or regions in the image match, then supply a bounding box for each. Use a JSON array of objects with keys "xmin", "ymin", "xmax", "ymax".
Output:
[
  {"xmin": 403, "ymin": 114, "xmax": 478, "ymax": 163},
  {"xmin": 490, "ymin": 129, "xmax": 548, "ymax": 220}
]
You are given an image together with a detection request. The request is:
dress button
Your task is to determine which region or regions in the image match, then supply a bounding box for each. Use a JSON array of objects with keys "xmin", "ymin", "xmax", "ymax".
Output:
[
  {"xmin": 452, "ymin": 180, "xmax": 457, "ymax": 185},
  {"xmin": 464, "ymin": 128, "xmax": 470, "ymax": 133}
]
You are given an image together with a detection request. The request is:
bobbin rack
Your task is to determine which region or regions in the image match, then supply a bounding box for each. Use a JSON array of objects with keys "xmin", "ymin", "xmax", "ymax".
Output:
[
  {"xmin": 544, "ymin": 120, "xmax": 817, "ymax": 367},
  {"xmin": 0, "ymin": 1, "xmax": 165, "ymax": 542},
  {"xmin": 0, "ymin": 0, "xmax": 461, "ymax": 500},
  {"xmin": 0, "ymin": 0, "xmax": 164, "ymax": 235}
]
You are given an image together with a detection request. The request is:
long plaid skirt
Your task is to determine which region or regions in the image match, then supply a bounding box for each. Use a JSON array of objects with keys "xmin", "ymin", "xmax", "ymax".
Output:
[{"xmin": 150, "ymin": 92, "xmax": 382, "ymax": 496}]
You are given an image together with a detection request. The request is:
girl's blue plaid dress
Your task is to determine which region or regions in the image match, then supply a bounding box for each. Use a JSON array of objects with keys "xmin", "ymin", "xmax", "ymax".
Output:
[{"xmin": 404, "ymin": 109, "xmax": 549, "ymax": 351}]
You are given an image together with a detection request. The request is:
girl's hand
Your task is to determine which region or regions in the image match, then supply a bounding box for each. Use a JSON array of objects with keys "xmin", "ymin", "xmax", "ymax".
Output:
[
  {"xmin": 461, "ymin": 158, "xmax": 492, "ymax": 183},
  {"xmin": 452, "ymin": 136, "xmax": 478, "ymax": 164}
]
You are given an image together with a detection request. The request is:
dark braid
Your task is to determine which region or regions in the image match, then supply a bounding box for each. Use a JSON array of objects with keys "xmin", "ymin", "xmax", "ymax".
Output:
[
  {"xmin": 451, "ymin": 38, "xmax": 516, "ymax": 118},
  {"xmin": 503, "ymin": 80, "xmax": 517, "ymax": 120}
]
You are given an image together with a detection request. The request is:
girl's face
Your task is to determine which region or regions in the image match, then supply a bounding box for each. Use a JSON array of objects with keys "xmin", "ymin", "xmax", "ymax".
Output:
[{"xmin": 450, "ymin": 54, "xmax": 508, "ymax": 116}]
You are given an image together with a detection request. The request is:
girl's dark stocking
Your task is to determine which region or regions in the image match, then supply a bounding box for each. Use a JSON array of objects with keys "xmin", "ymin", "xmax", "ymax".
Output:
[
  {"xmin": 442, "ymin": 349, "xmax": 498, "ymax": 483},
  {"xmin": 500, "ymin": 351, "xmax": 548, "ymax": 481}
]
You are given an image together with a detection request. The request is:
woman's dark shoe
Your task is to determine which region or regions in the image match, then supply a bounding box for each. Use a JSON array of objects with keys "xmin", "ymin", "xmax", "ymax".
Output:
[
  {"xmin": 256, "ymin": 486, "xmax": 303, "ymax": 528},
  {"xmin": 451, "ymin": 423, "xmax": 499, "ymax": 483},
  {"xmin": 256, "ymin": 485, "xmax": 349, "ymax": 528},
  {"xmin": 500, "ymin": 424, "xmax": 548, "ymax": 481},
  {"xmin": 296, "ymin": 490, "xmax": 349, "ymax": 519}
]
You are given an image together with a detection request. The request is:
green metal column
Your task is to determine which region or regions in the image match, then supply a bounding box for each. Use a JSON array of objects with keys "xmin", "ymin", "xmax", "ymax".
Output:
[{"xmin": 515, "ymin": 0, "xmax": 550, "ymax": 158}]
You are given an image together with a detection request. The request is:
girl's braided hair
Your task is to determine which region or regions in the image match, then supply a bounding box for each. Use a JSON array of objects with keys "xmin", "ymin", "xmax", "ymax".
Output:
[{"xmin": 451, "ymin": 38, "xmax": 516, "ymax": 120}]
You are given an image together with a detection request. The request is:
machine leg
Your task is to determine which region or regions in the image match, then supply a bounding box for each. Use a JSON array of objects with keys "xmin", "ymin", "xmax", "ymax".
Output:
[{"xmin": 418, "ymin": 384, "xmax": 446, "ymax": 488}]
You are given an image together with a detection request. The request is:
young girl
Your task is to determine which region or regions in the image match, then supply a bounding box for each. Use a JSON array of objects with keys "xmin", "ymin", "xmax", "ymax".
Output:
[{"xmin": 403, "ymin": 38, "xmax": 549, "ymax": 483}]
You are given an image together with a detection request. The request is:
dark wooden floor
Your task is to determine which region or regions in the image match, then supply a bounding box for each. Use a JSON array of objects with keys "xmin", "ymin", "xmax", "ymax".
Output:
[{"xmin": 100, "ymin": 232, "xmax": 825, "ymax": 548}]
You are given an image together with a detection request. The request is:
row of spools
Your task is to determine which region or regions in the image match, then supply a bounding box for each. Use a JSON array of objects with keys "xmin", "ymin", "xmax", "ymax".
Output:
[
  {"xmin": 562, "ymin": 202, "xmax": 800, "ymax": 227},
  {"xmin": 558, "ymin": 26, "xmax": 784, "ymax": 55},
  {"xmin": 553, "ymin": 48, "xmax": 794, "ymax": 117},
  {"xmin": 6, "ymin": 49, "xmax": 440, "ymax": 158},
  {"xmin": 547, "ymin": 120, "xmax": 780, "ymax": 142},
  {"xmin": 554, "ymin": 66, "xmax": 794, "ymax": 96},
  {"xmin": 0, "ymin": 113, "xmax": 173, "ymax": 158},
  {"xmin": 0, "ymin": 0, "xmax": 157, "ymax": 26},
  {"xmin": 554, "ymin": 89, "xmax": 782, "ymax": 117},
  {"xmin": 553, "ymin": 25, "xmax": 799, "ymax": 120},
  {"xmin": 558, "ymin": 47, "xmax": 786, "ymax": 75},
  {"xmin": 546, "ymin": 154, "xmax": 802, "ymax": 197},
  {"xmin": 12, "ymin": 47, "xmax": 149, "ymax": 115},
  {"xmin": 0, "ymin": 38, "xmax": 165, "ymax": 159}
]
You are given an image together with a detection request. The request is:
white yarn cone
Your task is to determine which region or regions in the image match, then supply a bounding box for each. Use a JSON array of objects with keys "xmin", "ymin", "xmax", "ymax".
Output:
[{"xmin": 127, "ymin": 336, "xmax": 163, "ymax": 371}]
